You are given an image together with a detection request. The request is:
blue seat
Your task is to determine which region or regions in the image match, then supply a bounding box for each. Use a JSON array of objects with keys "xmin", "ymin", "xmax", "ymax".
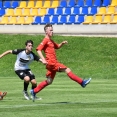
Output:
[
  {"xmin": 102, "ymin": 0, "xmax": 111, "ymax": 6},
  {"xmin": 59, "ymin": 0, "xmax": 67, "ymax": 8},
  {"xmin": 0, "ymin": 1, "xmax": 2, "ymax": 9},
  {"xmin": 50, "ymin": 16, "xmax": 58, "ymax": 24},
  {"xmin": 40, "ymin": 16, "xmax": 50, "ymax": 24},
  {"xmin": 74, "ymin": 15, "xmax": 84, "ymax": 24},
  {"xmin": 46, "ymin": 8, "xmax": 54, "ymax": 16},
  {"xmin": 75, "ymin": 0, "xmax": 84, "ymax": 7},
  {"xmin": 88, "ymin": 6, "xmax": 97, "ymax": 15},
  {"xmin": 32, "ymin": 16, "xmax": 41, "ymax": 25},
  {"xmin": 58, "ymin": 15, "xmax": 67, "ymax": 24},
  {"xmin": 63, "ymin": 7, "xmax": 71, "ymax": 15},
  {"xmin": 72, "ymin": 7, "xmax": 80, "ymax": 15},
  {"xmin": 0, "ymin": 9, "xmax": 5, "ymax": 16},
  {"xmin": 66, "ymin": 15, "xmax": 75, "ymax": 24},
  {"xmin": 11, "ymin": 1, "xmax": 19, "ymax": 8},
  {"xmin": 3, "ymin": 1, "xmax": 11, "ymax": 9},
  {"xmin": 84, "ymin": 0, "xmax": 92, "ymax": 7},
  {"xmin": 67, "ymin": 0, "xmax": 75, "ymax": 7},
  {"xmin": 93, "ymin": 0, "xmax": 101, "ymax": 7},
  {"xmin": 54, "ymin": 7, "xmax": 63, "ymax": 15},
  {"xmin": 80, "ymin": 7, "xmax": 88, "ymax": 15}
]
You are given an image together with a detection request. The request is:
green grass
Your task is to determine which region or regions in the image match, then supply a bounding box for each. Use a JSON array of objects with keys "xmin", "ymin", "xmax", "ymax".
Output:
[{"xmin": 0, "ymin": 34, "xmax": 117, "ymax": 117}]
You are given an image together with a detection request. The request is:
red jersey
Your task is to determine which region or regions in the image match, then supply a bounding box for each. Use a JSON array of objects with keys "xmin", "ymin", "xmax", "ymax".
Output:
[{"xmin": 36, "ymin": 38, "xmax": 59, "ymax": 64}]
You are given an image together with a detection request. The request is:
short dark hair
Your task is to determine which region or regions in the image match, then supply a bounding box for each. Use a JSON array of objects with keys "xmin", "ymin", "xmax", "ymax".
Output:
[
  {"xmin": 25, "ymin": 40, "xmax": 33, "ymax": 46},
  {"xmin": 44, "ymin": 23, "xmax": 52, "ymax": 32}
]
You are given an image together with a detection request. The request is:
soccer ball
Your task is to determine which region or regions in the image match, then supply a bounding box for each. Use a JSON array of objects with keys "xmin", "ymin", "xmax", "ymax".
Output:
[{"xmin": 0, "ymin": 91, "xmax": 7, "ymax": 100}]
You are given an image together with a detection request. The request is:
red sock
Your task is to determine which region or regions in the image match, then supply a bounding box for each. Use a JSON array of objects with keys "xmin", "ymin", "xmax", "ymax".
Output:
[
  {"xmin": 34, "ymin": 80, "xmax": 48, "ymax": 93},
  {"xmin": 67, "ymin": 71, "xmax": 83, "ymax": 84}
]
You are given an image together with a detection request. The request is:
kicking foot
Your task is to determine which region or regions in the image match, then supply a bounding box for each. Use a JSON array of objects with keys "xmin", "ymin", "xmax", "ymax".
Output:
[
  {"xmin": 30, "ymin": 89, "xmax": 36, "ymax": 102},
  {"xmin": 81, "ymin": 78, "xmax": 91, "ymax": 88},
  {"xmin": 23, "ymin": 91, "xmax": 30, "ymax": 100}
]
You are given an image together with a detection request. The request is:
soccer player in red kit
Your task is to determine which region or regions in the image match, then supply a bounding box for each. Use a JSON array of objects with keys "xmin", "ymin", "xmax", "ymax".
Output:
[{"xmin": 30, "ymin": 24, "xmax": 91, "ymax": 101}]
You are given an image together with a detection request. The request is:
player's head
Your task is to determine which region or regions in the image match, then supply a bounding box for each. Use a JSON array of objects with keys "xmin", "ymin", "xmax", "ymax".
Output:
[
  {"xmin": 25, "ymin": 40, "xmax": 33, "ymax": 52},
  {"xmin": 44, "ymin": 23, "xmax": 53, "ymax": 37}
]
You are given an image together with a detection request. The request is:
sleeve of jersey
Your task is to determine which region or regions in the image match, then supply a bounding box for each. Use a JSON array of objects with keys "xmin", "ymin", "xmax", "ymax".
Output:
[
  {"xmin": 12, "ymin": 49, "xmax": 24, "ymax": 55},
  {"xmin": 36, "ymin": 39, "xmax": 47, "ymax": 51},
  {"xmin": 32, "ymin": 52, "xmax": 40, "ymax": 61},
  {"xmin": 53, "ymin": 42, "xmax": 59, "ymax": 49}
]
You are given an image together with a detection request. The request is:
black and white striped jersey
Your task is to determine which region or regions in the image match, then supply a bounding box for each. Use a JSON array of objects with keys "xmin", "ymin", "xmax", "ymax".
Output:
[{"xmin": 12, "ymin": 49, "xmax": 40, "ymax": 71}]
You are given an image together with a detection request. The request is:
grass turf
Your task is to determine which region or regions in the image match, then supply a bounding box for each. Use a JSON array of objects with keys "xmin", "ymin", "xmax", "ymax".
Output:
[{"xmin": 0, "ymin": 34, "xmax": 117, "ymax": 117}]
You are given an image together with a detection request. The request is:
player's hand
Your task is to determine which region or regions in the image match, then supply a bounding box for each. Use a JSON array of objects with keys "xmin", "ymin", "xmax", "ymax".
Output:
[
  {"xmin": 62, "ymin": 41, "xmax": 68, "ymax": 44},
  {"xmin": 42, "ymin": 59, "xmax": 48, "ymax": 65}
]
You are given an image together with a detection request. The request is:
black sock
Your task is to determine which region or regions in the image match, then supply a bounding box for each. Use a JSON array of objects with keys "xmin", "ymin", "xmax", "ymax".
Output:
[
  {"xmin": 32, "ymin": 84, "xmax": 37, "ymax": 89},
  {"xmin": 24, "ymin": 82, "xmax": 29, "ymax": 91}
]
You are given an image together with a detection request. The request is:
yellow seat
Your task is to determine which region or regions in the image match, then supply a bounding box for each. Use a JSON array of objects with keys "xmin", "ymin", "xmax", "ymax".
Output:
[
  {"xmin": 22, "ymin": 8, "xmax": 30, "ymax": 16},
  {"xmin": 17, "ymin": 1, "xmax": 27, "ymax": 9},
  {"xmin": 0, "ymin": 17, "xmax": 9, "ymax": 24},
  {"xmin": 34, "ymin": 1, "xmax": 43, "ymax": 8},
  {"xmin": 51, "ymin": 0, "xmax": 59, "ymax": 8},
  {"xmin": 83, "ymin": 16, "xmax": 93, "ymax": 24},
  {"xmin": 14, "ymin": 9, "xmax": 22, "ymax": 16},
  {"xmin": 24, "ymin": 16, "xmax": 33, "ymax": 24},
  {"xmin": 109, "ymin": 0, "xmax": 117, "ymax": 6},
  {"xmin": 92, "ymin": 16, "xmax": 102, "ymax": 24},
  {"xmin": 106, "ymin": 6, "xmax": 115, "ymax": 15},
  {"xmin": 38, "ymin": 8, "xmax": 47, "ymax": 16},
  {"xmin": 16, "ymin": 17, "xmax": 25, "ymax": 24},
  {"xmin": 43, "ymin": 0, "xmax": 51, "ymax": 8},
  {"xmin": 26, "ymin": 1, "xmax": 34, "ymax": 8},
  {"xmin": 4, "ymin": 9, "xmax": 14, "ymax": 16},
  {"xmin": 101, "ymin": 15, "xmax": 112, "ymax": 24},
  {"xmin": 30, "ymin": 8, "xmax": 38, "ymax": 16},
  {"xmin": 7, "ymin": 17, "xmax": 17, "ymax": 24},
  {"xmin": 96, "ymin": 7, "xmax": 106, "ymax": 16},
  {"xmin": 110, "ymin": 15, "xmax": 117, "ymax": 24}
]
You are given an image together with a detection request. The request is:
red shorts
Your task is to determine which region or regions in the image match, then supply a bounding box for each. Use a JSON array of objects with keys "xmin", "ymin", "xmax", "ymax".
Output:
[{"xmin": 46, "ymin": 62, "xmax": 67, "ymax": 79}]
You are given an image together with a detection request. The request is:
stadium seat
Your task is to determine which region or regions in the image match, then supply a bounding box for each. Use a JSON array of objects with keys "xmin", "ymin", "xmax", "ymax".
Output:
[
  {"xmin": 17, "ymin": 1, "xmax": 27, "ymax": 9},
  {"xmin": 4, "ymin": 9, "xmax": 14, "ymax": 16},
  {"xmin": 50, "ymin": 16, "xmax": 58, "ymax": 24},
  {"xmin": 66, "ymin": 15, "xmax": 75, "ymax": 24},
  {"xmin": 26, "ymin": 1, "xmax": 34, "ymax": 8},
  {"xmin": 32, "ymin": 16, "xmax": 41, "ymax": 25},
  {"xmin": 59, "ymin": 0, "xmax": 67, "ymax": 8},
  {"xmin": 102, "ymin": 0, "xmax": 111, "ymax": 7},
  {"xmin": 43, "ymin": 0, "xmax": 51, "ymax": 8},
  {"xmin": 74, "ymin": 15, "xmax": 84, "ymax": 24},
  {"xmin": 67, "ymin": 0, "xmax": 76, "ymax": 7},
  {"xmin": 92, "ymin": 15, "xmax": 102, "ymax": 24},
  {"xmin": 110, "ymin": 15, "xmax": 117, "ymax": 24},
  {"xmin": 3, "ymin": 1, "xmax": 11, "ymax": 9},
  {"xmin": 63, "ymin": 7, "xmax": 71, "ymax": 15},
  {"xmin": 22, "ymin": 8, "xmax": 30, "ymax": 16},
  {"xmin": 109, "ymin": 0, "xmax": 117, "ymax": 6},
  {"xmin": 75, "ymin": 0, "xmax": 84, "ymax": 7},
  {"xmin": 88, "ymin": 6, "xmax": 97, "ymax": 15},
  {"xmin": 83, "ymin": 16, "xmax": 93, "ymax": 24},
  {"xmin": 0, "ymin": 9, "xmax": 5, "ymax": 16},
  {"xmin": 46, "ymin": 8, "xmax": 54, "ymax": 16},
  {"xmin": 106, "ymin": 6, "xmax": 115, "ymax": 15},
  {"xmin": 101, "ymin": 15, "xmax": 112, "ymax": 24},
  {"xmin": 34, "ymin": 0, "xmax": 43, "ymax": 8},
  {"xmin": 30, "ymin": 8, "xmax": 38, "ymax": 16},
  {"xmin": 80, "ymin": 7, "xmax": 88, "ymax": 15},
  {"xmin": 11, "ymin": 1, "xmax": 19, "ymax": 9},
  {"xmin": 72, "ymin": 7, "xmax": 80, "ymax": 15},
  {"xmin": 7, "ymin": 16, "xmax": 17, "ymax": 25},
  {"xmin": 40, "ymin": 16, "xmax": 50, "ymax": 24},
  {"xmin": 24, "ymin": 17, "xmax": 33, "ymax": 25},
  {"xmin": 14, "ymin": 9, "xmax": 22, "ymax": 16},
  {"xmin": 58, "ymin": 15, "xmax": 67, "ymax": 24},
  {"xmin": 38, "ymin": 8, "xmax": 47, "ymax": 16},
  {"xmin": 96, "ymin": 7, "xmax": 106, "ymax": 16},
  {"xmin": 54, "ymin": 7, "xmax": 63, "ymax": 15},
  {"xmin": 51, "ymin": 0, "xmax": 59, "ymax": 8},
  {"xmin": 93, "ymin": 0, "xmax": 101, "ymax": 7},
  {"xmin": 0, "ymin": 17, "xmax": 9, "ymax": 25},
  {"xmin": 84, "ymin": 0, "xmax": 92, "ymax": 7},
  {"xmin": 15, "ymin": 17, "xmax": 25, "ymax": 25}
]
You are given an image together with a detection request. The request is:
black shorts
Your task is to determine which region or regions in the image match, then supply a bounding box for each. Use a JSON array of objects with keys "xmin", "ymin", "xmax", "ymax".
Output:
[{"xmin": 15, "ymin": 69, "xmax": 35, "ymax": 81}]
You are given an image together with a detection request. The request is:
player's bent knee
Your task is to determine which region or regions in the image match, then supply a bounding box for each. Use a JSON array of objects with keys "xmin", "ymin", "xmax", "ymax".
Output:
[
  {"xmin": 24, "ymin": 76, "xmax": 30, "ymax": 82},
  {"xmin": 47, "ymin": 78, "xmax": 53, "ymax": 85},
  {"xmin": 65, "ymin": 68, "xmax": 71, "ymax": 73}
]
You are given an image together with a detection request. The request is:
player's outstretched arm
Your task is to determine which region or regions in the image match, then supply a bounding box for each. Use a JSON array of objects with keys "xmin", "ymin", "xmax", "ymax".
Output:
[
  {"xmin": 0, "ymin": 50, "xmax": 12, "ymax": 59},
  {"xmin": 58, "ymin": 41, "xmax": 68, "ymax": 49}
]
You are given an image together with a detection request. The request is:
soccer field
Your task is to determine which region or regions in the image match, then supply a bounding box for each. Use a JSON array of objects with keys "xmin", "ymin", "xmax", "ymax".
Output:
[{"xmin": 0, "ymin": 77, "xmax": 117, "ymax": 117}]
